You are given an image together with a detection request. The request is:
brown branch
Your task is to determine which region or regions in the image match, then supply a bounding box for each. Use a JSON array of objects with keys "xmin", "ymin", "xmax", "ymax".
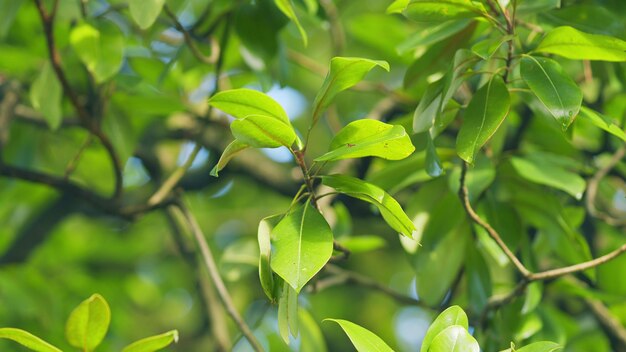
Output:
[
  {"xmin": 585, "ymin": 297, "xmax": 626, "ymax": 350},
  {"xmin": 586, "ymin": 145, "xmax": 626, "ymax": 226},
  {"xmin": 177, "ymin": 202, "xmax": 264, "ymax": 352}
]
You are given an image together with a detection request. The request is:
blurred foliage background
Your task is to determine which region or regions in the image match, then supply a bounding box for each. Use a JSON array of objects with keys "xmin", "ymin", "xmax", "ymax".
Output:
[{"xmin": 1, "ymin": 0, "xmax": 626, "ymax": 351}]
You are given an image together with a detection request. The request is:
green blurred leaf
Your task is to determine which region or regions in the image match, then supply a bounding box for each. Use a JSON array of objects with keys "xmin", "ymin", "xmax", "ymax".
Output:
[
  {"xmin": 579, "ymin": 107, "xmax": 626, "ymax": 142},
  {"xmin": 325, "ymin": 319, "xmax": 394, "ymax": 352},
  {"xmin": 0, "ymin": 0, "xmax": 23, "ymax": 39},
  {"xmin": 510, "ymin": 156, "xmax": 586, "ymax": 199},
  {"xmin": 274, "ymin": 0, "xmax": 307, "ymax": 46},
  {"xmin": 315, "ymin": 120, "xmax": 415, "ymax": 161},
  {"xmin": 336, "ymin": 235, "xmax": 386, "ymax": 253},
  {"xmin": 121, "ymin": 330, "xmax": 179, "ymax": 352},
  {"xmin": 70, "ymin": 21, "xmax": 124, "ymax": 83},
  {"xmin": 278, "ymin": 281, "xmax": 299, "ymax": 343},
  {"xmin": 429, "ymin": 325, "xmax": 479, "ymax": 352},
  {"xmin": 402, "ymin": 0, "xmax": 485, "ymax": 22},
  {"xmin": 29, "ymin": 62, "xmax": 62, "ymax": 130},
  {"xmin": 0, "ymin": 328, "xmax": 62, "ymax": 352},
  {"xmin": 258, "ymin": 214, "xmax": 282, "ymax": 302},
  {"xmin": 420, "ymin": 306, "xmax": 468, "ymax": 352},
  {"xmin": 210, "ymin": 140, "xmax": 249, "ymax": 177},
  {"xmin": 520, "ymin": 55, "xmax": 582, "ymax": 129},
  {"xmin": 397, "ymin": 19, "xmax": 472, "ymax": 54},
  {"xmin": 321, "ymin": 174, "xmax": 416, "ymax": 237},
  {"xmin": 313, "ymin": 57, "xmax": 389, "ymax": 119},
  {"xmin": 299, "ymin": 309, "xmax": 327, "ymax": 352},
  {"xmin": 535, "ymin": 26, "xmax": 626, "ymax": 61},
  {"xmin": 456, "ymin": 76, "xmax": 510, "ymax": 164},
  {"xmin": 513, "ymin": 341, "xmax": 562, "ymax": 352},
  {"xmin": 65, "ymin": 294, "xmax": 111, "ymax": 352},
  {"xmin": 466, "ymin": 247, "xmax": 492, "ymax": 312},
  {"xmin": 129, "ymin": 0, "xmax": 165, "ymax": 30},
  {"xmin": 425, "ymin": 134, "xmax": 443, "ymax": 177},
  {"xmin": 271, "ymin": 202, "xmax": 333, "ymax": 292}
]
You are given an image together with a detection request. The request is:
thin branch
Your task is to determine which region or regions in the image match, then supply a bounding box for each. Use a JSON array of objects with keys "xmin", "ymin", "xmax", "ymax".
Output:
[
  {"xmin": 177, "ymin": 202, "xmax": 264, "ymax": 352},
  {"xmin": 319, "ymin": 0, "xmax": 345, "ymax": 55},
  {"xmin": 163, "ymin": 5, "xmax": 219, "ymax": 65},
  {"xmin": 586, "ymin": 145, "xmax": 626, "ymax": 226},
  {"xmin": 585, "ymin": 297, "xmax": 626, "ymax": 350}
]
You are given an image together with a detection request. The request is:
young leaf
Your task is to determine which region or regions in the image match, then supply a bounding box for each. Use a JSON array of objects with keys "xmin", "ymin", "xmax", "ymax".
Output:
[
  {"xmin": 315, "ymin": 120, "xmax": 415, "ymax": 161},
  {"xmin": 298, "ymin": 309, "xmax": 328, "ymax": 352},
  {"xmin": 65, "ymin": 294, "xmax": 111, "ymax": 352},
  {"xmin": 209, "ymin": 88, "xmax": 290, "ymax": 124},
  {"xmin": 278, "ymin": 281, "xmax": 299, "ymax": 344},
  {"xmin": 535, "ymin": 26, "xmax": 626, "ymax": 62},
  {"xmin": 578, "ymin": 107, "xmax": 626, "ymax": 142},
  {"xmin": 230, "ymin": 115, "xmax": 297, "ymax": 148},
  {"xmin": 70, "ymin": 21, "xmax": 124, "ymax": 83},
  {"xmin": 270, "ymin": 202, "xmax": 333, "ymax": 292},
  {"xmin": 321, "ymin": 174, "xmax": 416, "ymax": 238},
  {"xmin": 402, "ymin": 0, "xmax": 485, "ymax": 22},
  {"xmin": 413, "ymin": 80, "xmax": 444, "ymax": 133},
  {"xmin": 515, "ymin": 341, "xmax": 562, "ymax": 352},
  {"xmin": 29, "ymin": 62, "xmax": 62, "ymax": 130},
  {"xmin": 274, "ymin": 0, "xmax": 308, "ymax": 46},
  {"xmin": 456, "ymin": 76, "xmax": 510, "ymax": 164},
  {"xmin": 129, "ymin": 0, "xmax": 165, "ymax": 30},
  {"xmin": 121, "ymin": 330, "xmax": 179, "ymax": 352},
  {"xmin": 520, "ymin": 55, "xmax": 582, "ymax": 129},
  {"xmin": 397, "ymin": 19, "xmax": 472, "ymax": 54},
  {"xmin": 510, "ymin": 156, "xmax": 586, "ymax": 199},
  {"xmin": 428, "ymin": 325, "xmax": 480, "ymax": 352},
  {"xmin": 313, "ymin": 57, "xmax": 389, "ymax": 120},
  {"xmin": 0, "ymin": 328, "xmax": 62, "ymax": 352},
  {"xmin": 210, "ymin": 140, "xmax": 249, "ymax": 177},
  {"xmin": 258, "ymin": 214, "xmax": 282, "ymax": 301},
  {"xmin": 324, "ymin": 319, "xmax": 394, "ymax": 352},
  {"xmin": 420, "ymin": 305, "xmax": 468, "ymax": 352}
]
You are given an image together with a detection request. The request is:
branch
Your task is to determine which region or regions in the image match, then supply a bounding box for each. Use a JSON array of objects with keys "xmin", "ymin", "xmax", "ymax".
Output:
[
  {"xmin": 586, "ymin": 145, "xmax": 626, "ymax": 226},
  {"xmin": 163, "ymin": 5, "xmax": 219, "ymax": 65},
  {"xmin": 176, "ymin": 202, "xmax": 264, "ymax": 352}
]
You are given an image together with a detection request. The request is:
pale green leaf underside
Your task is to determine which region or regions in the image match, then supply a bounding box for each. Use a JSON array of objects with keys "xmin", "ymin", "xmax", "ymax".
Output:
[
  {"xmin": 0, "ymin": 328, "xmax": 62, "ymax": 352},
  {"xmin": 274, "ymin": 0, "xmax": 308, "ymax": 46},
  {"xmin": 210, "ymin": 139, "xmax": 249, "ymax": 177},
  {"xmin": 258, "ymin": 214, "xmax": 282, "ymax": 301},
  {"xmin": 428, "ymin": 325, "xmax": 480, "ymax": 352},
  {"xmin": 579, "ymin": 107, "xmax": 626, "ymax": 142},
  {"xmin": 325, "ymin": 319, "xmax": 394, "ymax": 352},
  {"xmin": 231, "ymin": 114, "xmax": 296, "ymax": 148},
  {"xmin": 121, "ymin": 330, "xmax": 179, "ymax": 352},
  {"xmin": 65, "ymin": 294, "xmax": 111, "ymax": 351},
  {"xmin": 316, "ymin": 119, "xmax": 415, "ymax": 161},
  {"xmin": 535, "ymin": 26, "xmax": 626, "ymax": 61},
  {"xmin": 510, "ymin": 156, "xmax": 586, "ymax": 199},
  {"xmin": 129, "ymin": 0, "xmax": 165, "ymax": 30}
]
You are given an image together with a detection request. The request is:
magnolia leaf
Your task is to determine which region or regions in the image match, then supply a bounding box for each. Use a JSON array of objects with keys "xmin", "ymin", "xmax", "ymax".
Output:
[
  {"xmin": 535, "ymin": 26, "xmax": 626, "ymax": 61},
  {"xmin": 65, "ymin": 294, "xmax": 111, "ymax": 352},
  {"xmin": 325, "ymin": 319, "xmax": 394, "ymax": 352},
  {"xmin": 421, "ymin": 305, "xmax": 469, "ymax": 352},
  {"xmin": 429, "ymin": 325, "xmax": 480, "ymax": 352}
]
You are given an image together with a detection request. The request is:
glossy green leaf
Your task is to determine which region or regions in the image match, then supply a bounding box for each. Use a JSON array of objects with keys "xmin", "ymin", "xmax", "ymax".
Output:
[
  {"xmin": 270, "ymin": 202, "xmax": 333, "ymax": 292},
  {"xmin": 403, "ymin": 0, "xmax": 485, "ymax": 22},
  {"xmin": 456, "ymin": 76, "xmax": 510, "ymax": 164},
  {"xmin": 425, "ymin": 134, "xmax": 443, "ymax": 177},
  {"xmin": 70, "ymin": 22, "xmax": 124, "ymax": 83},
  {"xmin": 258, "ymin": 214, "xmax": 282, "ymax": 301},
  {"xmin": 274, "ymin": 0, "xmax": 307, "ymax": 46},
  {"xmin": 65, "ymin": 294, "xmax": 111, "ymax": 351},
  {"xmin": 520, "ymin": 55, "xmax": 582, "ymax": 129},
  {"xmin": 517, "ymin": 0, "xmax": 561, "ymax": 14},
  {"xmin": 121, "ymin": 330, "xmax": 179, "ymax": 352},
  {"xmin": 210, "ymin": 140, "xmax": 249, "ymax": 177},
  {"xmin": 321, "ymin": 174, "xmax": 416, "ymax": 238},
  {"xmin": 278, "ymin": 281, "xmax": 299, "ymax": 343},
  {"xmin": 535, "ymin": 26, "xmax": 626, "ymax": 62},
  {"xmin": 579, "ymin": 107, "xmax": 626, "ymax": 142},
  {"xmin": 209, "ymin": 88, "xmax": 291, "ymax": 123},
  {"xmin": 316, "ymin": 120, "xmax": 415, "ymax": 161},
  {"xmin": 325, "ymin": 319, "xmax": 394, "ymax": 352},
  {"xmin": 510, "ymin": 156, "xmax": 586, "ymax": 199},
  {"xmin": 29, "ymin": 62, "xmax": 62, "ymax": 130},
  {"xmin": 397, "ymin": 19, "xmax": 471, "ymax": 54},
  {"xmin": 540, "ymin": 5, "xmax": 625, "ymax": 37},
  {"xmin": 313, "ymin": 57, "xmax": 389, "ymax": 119},
  {"xmin": 129, "ymin": 0, "xmax": 165, "ymax": 30},
  {"xmin": 421, "ymin": 306, "xmax": 468, "ymax": 352},
  {"xmin": 230, "ymin": 114, "xmax": 297, "ymax": 148},
  {"xmin": 509, "ymin": 341, "xmax": 562, "ymax": 352},
  {"xmin": 413, "ymin": 80, "xmax": 444, "ymax": 133},
  {"xmin": 0, "ymin": 328, "xmax": 62, "ymax": 352},
  {"xmin": 429, "ymin": 325, "xmax": 480, "ymax": 352}
]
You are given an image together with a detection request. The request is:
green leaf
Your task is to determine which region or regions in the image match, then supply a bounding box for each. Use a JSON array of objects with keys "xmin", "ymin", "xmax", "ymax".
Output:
[
  {"xmin": 230, "ymin": 114, "xmax": 297, "ymax": 148},
  {"xmin": 421, "ymin": 306, "xmax": 468, "ymax": 352},
  {"xmin": 397, "ymin": 19, "xmax": 472, "ymax": 54},
  {"xmin": 336, "ymin": 236, "xmax": 386, "ymax": 253},
  {"xmin": 129, "ymin": 0, "xmax": 165, "ymax": 30},
  {"xmin": 325, "ymin": 319, "xmax": 394, "ymax": 352},
  {"xmin": 413, "ymin": 80, "xmax": 444, "ymax": 134},
  {"xmin": 65, "ymin": 294, "xmax": 110, "ymax": 351},
  {"xmin": 0, "ymin": 328, "xmax": 62, "ymax": 352},
  {"xmin": 299, "ymin": 309, "xmax": 328, "ymax": 352},
  {"xmin": 321, "ymin": 175, "xmax": 416, "ymax": 237},
  {"xmin": 258, "ymin": 214, "xmax": 282, "ymax": 301},
  {"xmin": 535, "ymin": 26, "xmax": 626, "ymax": 62},
  {"xmin": 579, "ymin": 107, "xmax": 626, "ymax": 142},
  {"xmin": 315, "ymin": 120, "xmax": 415, "ymax": 161},
  {"xmin": 270, "ymin": 202, "xmax": 333, "ymax": 292},
  {"xmin": 29, "ymin": 62, "xmax": 62, "ymax": 130},
  {"xmin": 403, "ymin": 0, "xmax": 485, "ymax": 22},
  {"xmin": 274, "ymin": 0, "xmax": 307, "ymax": 46},
  {"xmin": 514, "ymin": 341, "xmax": 562, "ymax": 352},
  {"xmin": 209, "ymin": 88, "xmax": 291, "ymax": 123},
  {"xmin": 425, "ymin": 134, "xmax": 443, "ymax": 177},
  {"xmin": 520, "ymin": 55, "xmax": 582, "ymax": 129},
  {"xmin": 313, "ymin": 57, "xmax": 389, "ymax": 120},
  {"xmin": 456, "ymin": 76, "xmax": 510, "ymax": 164},
  {"xmin": 210, "ymin": 140, "xmax": 249, "ymax": 177},
  {"xmin": 510, "ymin": 156, "xmax": 586, "ymax": 199},
  {"xmin": 386, "ymin": 0, "xmax": 410, "ymax": 14},
  {"xmin": 70, "ymin": 21, "xmax": 124, "ymax": 83},
  {"xmin": 471, "ymin": 35, "xmax": 514, "ymax": 60},
  {"xmin": 278, "ymin": 281, "xmax": 299, "ymax": 343},
  {"xmin": 0, "ymin": 0, "xmax": 23, "ymax": 39},
  {"xmin": 428, "ymin": 325, "xmax": 479, "ymax": 352},
  {"xmin": 121, "ymin": 330, "xmax": 179, "ymax": 352}
]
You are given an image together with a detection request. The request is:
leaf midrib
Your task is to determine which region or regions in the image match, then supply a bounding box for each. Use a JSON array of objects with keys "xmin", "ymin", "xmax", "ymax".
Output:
[{"xmin": 526, "ymin": 56, "xmax": 566, "ymax": 116}]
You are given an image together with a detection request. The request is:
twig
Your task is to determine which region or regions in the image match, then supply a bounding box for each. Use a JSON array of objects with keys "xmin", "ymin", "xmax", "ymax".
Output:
[
  {"xmin": 585, "ymin": 297, "xmax": 626, "ymax": 350},
  {"xmin": 319, "ymin": 0, "xmax": 345, "ymax": 55},
  {"xmin": 177, "ymin": 202, "xmax": 264, "ymax": 352},
  {"xmin": 586, "ymin": 146, "xmax": 626, "ymax": 226},
  {"xmin": 163, "ymin": 5, "xmax": 219, "ymax": 65}
]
